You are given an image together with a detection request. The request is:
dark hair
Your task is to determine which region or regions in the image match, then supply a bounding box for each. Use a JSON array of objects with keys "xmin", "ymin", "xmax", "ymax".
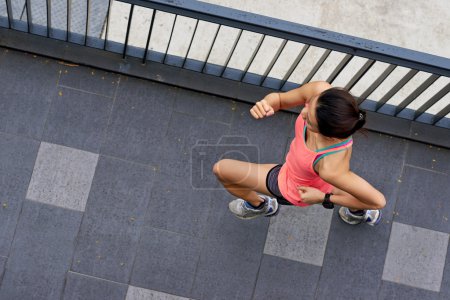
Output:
[{"xmin": 315, "ymin": 87, "xmax": 366, "ymax": 139}]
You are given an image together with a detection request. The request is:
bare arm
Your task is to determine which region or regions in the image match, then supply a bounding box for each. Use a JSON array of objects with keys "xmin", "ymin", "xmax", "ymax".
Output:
[
  {"xmin": 250, "ymin": 81, "xmax": 332, "ymax": 119},
  {"xmin": 298, "ymin": 152, "xmax": 386, "ymax": 210}
]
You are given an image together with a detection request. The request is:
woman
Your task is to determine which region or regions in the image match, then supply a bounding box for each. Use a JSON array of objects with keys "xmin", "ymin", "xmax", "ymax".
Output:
[{"xmin": 213, "ymin": 81, "xmax": 386, "ymax": 225}]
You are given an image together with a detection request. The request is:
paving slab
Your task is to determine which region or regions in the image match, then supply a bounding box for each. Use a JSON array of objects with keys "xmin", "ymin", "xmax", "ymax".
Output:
[
  {"xmin": 0, "ymin": 133, "xmax": 39, "ymax": 256},
  {"xmin": 0, "ymin": 50, "xmax": 59, "ymax": 139},
  {"xmin": 405, "ymin": 141, "xmax": 450, "ymax": 174},
  {"xmin": 0, "ymin": 200, "xmax": 82, "ymax": 300},
  {"xmin": 63, "ymin": 271, "xmax": 128, "ymax": 300},
  {"xmin": 382, "ymin": 222, "xmax": 449, "ymax": 292},
  {"xmin": 0, "ymin": 256, "xmax": 6, "ymax": 285},
  {"xmin": 26, "ymin": 142, "xmax": 99, "ymax": 212},
  {"xmin": 229, "ymin": 101, "xmax": 293, "ymax": 163},
  {"xmin": 130, "ymin": 227, "xmax": 202, "ymax": 298},
  {"xmin": 253, "ymin": 254, "xmax": 321, "ymax": 300},
  {"xmin": 316, "ymin": 213, "xmax": 392, "ymax": 300},
  {"xmin": 394, "ymin": 166, "xmax": 450, "ymax": 233},
  {"xmin": 351, "ymin": 131, "xmax": 408, "ymax": 223},
  {"xmin": 264, "ymin": 204, "xmax": 333, "ymax": 266},
  {"xmin": 158, "ymin": 111, "xmax": 230, "ymax": 180},
  {"xmin": 173, "ymin": 89, "xmax": 235, "ymax": 124},
  {"xmin": 71, "ymin": 155, "xmax": 155, "ymax": 283},
  {"xmin": 378, "ymin": 281, "xmax": 440, "ymax": 300},
  {"xmin": 100, "ymin": 77, "xmax": 176, "ymax": 166},
  {"xmin": 42, "ymin": 87, "xmax": 113, "ymax": 152},
  {"xmin": 126, "ymin": 286, "xmax": 190, "ymax": 300},
  {"xmin": 58, "ymin": 65, "xmax": 120, "ymax": 98},
  {"xmin": 143, "ymin": 172, "xmax": 211, "ymax": 238}
]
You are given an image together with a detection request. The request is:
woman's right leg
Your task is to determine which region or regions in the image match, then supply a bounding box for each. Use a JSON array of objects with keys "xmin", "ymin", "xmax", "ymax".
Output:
[{"xmin": 213, "ymin": 159, "xmax": 277, "ymax": 207}]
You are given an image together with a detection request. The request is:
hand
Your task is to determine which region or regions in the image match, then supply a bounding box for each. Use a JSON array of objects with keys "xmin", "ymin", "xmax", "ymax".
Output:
[
  {"xmin": 297, "ymin": 186, "xmax": 325, "ymax": 205},
  {"xmin": 250, "ymin": 98, "xmax": 275, "ymax": 119}
]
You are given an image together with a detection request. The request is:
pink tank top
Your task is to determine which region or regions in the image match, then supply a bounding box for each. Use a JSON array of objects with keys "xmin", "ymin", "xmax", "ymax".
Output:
[{"xmin": 278, "ymin": 114, "xmax": 353, "ymax": 206}]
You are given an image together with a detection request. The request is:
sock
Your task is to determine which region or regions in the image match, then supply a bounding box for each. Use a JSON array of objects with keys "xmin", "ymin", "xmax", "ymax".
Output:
[
  {"xmin": 245, "ymin": 200, "xmax": 265, "ymax": 210},
  {"xmin": 349, "ymin": 209, "xmax": 365, "ymax": 216}
]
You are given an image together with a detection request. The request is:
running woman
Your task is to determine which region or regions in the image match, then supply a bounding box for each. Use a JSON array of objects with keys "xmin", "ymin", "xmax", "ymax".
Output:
[{"xmin": 213, "ymin": 81, "xmax": 386, "ymax": 225}]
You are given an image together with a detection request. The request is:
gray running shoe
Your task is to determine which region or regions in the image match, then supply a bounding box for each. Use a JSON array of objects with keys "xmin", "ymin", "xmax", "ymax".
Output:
[
  {"xmin": 339, "ymin": 207, "xmax": 382, "ymax": 226},
  {"xmin": 228, "ymin": 195, "xmax": 279, "ymax": 220}
]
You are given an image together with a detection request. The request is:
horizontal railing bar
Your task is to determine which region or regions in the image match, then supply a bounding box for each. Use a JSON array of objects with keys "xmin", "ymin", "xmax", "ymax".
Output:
[
  {"xmin": 394, "ymin": 74, "xmax": 440, "ymax": 115},
  {"xmin": 376, "ymin": 69, "xmax": 419, "ymax": 110},
  {"xmin": 116, "ymin": 0, "xmax": 450, "ymax": 77},
  {"xmin": 414, "ymin": 82, "xmax": 450, "ymax": 119}
]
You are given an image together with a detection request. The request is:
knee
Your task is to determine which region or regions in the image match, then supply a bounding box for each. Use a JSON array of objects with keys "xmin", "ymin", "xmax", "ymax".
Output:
[{"xmin": 212, "ymin": 159, "xmax": 231, "ymax": 181}]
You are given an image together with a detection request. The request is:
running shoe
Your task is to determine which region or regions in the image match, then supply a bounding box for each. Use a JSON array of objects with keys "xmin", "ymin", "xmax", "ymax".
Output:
[
  {"xmin": 338, "ymin": 207, "xmax": 382, "ymax": 226},
  {"xmin": 228, "ymin": 195, "xmax": 279, "ymax": 219}
]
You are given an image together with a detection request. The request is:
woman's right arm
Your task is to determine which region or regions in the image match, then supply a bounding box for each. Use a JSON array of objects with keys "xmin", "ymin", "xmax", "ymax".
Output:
[{"xmin": 250, "ymin": 81, "xmax": 331, "ymax": 119}]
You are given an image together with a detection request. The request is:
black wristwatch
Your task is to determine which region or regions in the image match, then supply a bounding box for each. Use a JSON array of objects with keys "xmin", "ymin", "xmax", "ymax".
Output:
[{"xmin": 322, "ymin": 193, "xmax": 334, "ymax": 209}]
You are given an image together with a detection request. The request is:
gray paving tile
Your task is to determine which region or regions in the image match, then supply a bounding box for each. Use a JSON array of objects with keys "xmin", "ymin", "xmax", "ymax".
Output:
[
  {"xmin": 204, "ymin": 190, "xmax": 270, "ymax": 255},
  {"xmin": 378, "ymin": 281, "xmax": 439, "ymax": 300},
  {"xmin": 0, "ymin": 133, "xmax": 39, "ymax": 256},
  {"xmin": 126, "ymin": 286, "xmax": 189, "ymax": 300},
  {"xmin": 71, "ymin": 156, "xmax": 155, "ymax": 283},
  {"xmin": 0, "ymin": 201, "xmax": 82, "ymax": 300},
  {"xmin": 0, "ymin": 50, "xmax": 59, "ymax": 139},
  {"xmin": 230, "ymin": 101, "xmax": 293, "ymax": 163},
  {"xmin": 143, "ymin": 172, "xmax": 211, "ymax": 238},
  {"xmin": 191, "ymin": 243, "xmax": 261, "ymax": 300},
  {"xmin": 42, "ymin": 87, "xmax": 113, "ymax": 152},
  {"xmin": 130, "ymin": 228, "xmax": 202, "ymax": 298},
  {"xmin": 395, "ymin": 166, "xmax": 450, "ymax": 233},
  {"xmin": 101, "ymin": 77, "xmax": 176, "ymax": 165},
  {"xmin": 0, "ymin": 256, "xmax": 6, "ymax": 284},
  {"xmin": 58, "ymin": 65, "xmax": 119, "ymax": 97},
  {"xmin": 264, "ymin": 205, "xmax": 333, "ymax": 266},
  {"xmin": 405, "ymin": 141, "xmax": 450, "ymax": 174},
  {"xmin": 382, "ymin": 222, "xmax": 449, "ymax": 292},
  {"xmin": 253, "ymin": 254, "xmax": 321, "ymax": 300},
  {"xmin": 440, "ymin": 240, "xmax": 450, "ymax": 299},
  {"xmin": 316, "ymin": 214, "xmax": 392, "ymax": 300},
  {"xmin": 26, "ymin": 142, "xmax": 99, "ymax": 212},
  {"xmin": 63, "ymin": 272, "xmax": 128, "ymax": 300},
  {"xmin": 158, "ymin": 111, "xmax": 230, "ymax": 180},
  {"xmin": 173, "ymin": 89, "xmax": 234, "ymax": 124},
  {"xmin": 351, "ymin": 132, "xmax": 408, "ymax": 223},
  {"xmin": 188, "ymin": 191, "xmax": 268, "ymax": 300}
]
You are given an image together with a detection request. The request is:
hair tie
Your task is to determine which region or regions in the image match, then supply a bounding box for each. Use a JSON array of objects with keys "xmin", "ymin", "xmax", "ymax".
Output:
[{"xmin": 359, "ymin": 113, "xmax": 364, "ymax": 121}]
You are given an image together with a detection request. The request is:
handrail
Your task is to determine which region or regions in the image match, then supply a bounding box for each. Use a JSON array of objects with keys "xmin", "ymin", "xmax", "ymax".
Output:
[{"xmin": 122, "ymin": 0, "xmax": 450, "ymax": 77}]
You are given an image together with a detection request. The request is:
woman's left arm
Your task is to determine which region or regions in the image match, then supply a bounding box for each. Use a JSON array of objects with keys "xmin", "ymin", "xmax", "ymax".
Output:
[
  {"xmin": 298, "ymin": 171, "xmax": 386, "ymax": 210},
  {"xmin": 298, "ymin": 153, "xmax": 386, "ymax": 210}
]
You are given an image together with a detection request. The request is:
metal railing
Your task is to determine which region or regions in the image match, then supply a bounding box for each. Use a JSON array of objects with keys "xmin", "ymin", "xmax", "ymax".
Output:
[{"xmin": 1, "ymin": 0, "xmax": 449, "ymax": 128}]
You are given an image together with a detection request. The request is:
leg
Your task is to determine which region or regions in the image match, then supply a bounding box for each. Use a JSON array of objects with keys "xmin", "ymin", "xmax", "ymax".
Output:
[
  {"xmin": 213, "ymin": 159, "xmax": 277, "ymax": 206},
  {"xmin": 332, "ymin": 187, "xmax": 382, "ymax": 226}
]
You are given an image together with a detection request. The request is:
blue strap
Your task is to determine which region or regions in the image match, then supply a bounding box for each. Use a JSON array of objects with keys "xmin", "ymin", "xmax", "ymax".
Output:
[{"xmin": 313, "ymin": 149, "xmax": 347, "ymax": 167}]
